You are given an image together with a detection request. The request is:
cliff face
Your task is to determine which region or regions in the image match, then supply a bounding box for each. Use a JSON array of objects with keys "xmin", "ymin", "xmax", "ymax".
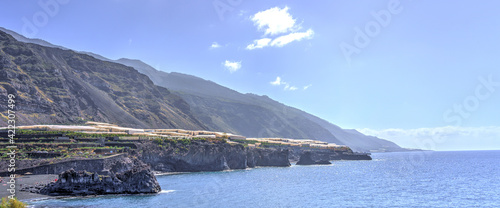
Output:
[
  {"xmin": 296, "ymin": 152, "xmax": 331, "ymax": 165},
  {"xmin": 1, "ymin": 140, "xmax": 292, "ymax": 177},
  {"xmin": 247, "ymin": 148, "xmax": 291, "ymax": 167},
  {"xmin": 137, "ymin": 140, "xmax": 291, "ymax": 172},
  {"xmin": 0, "ymin": 30, "xmax": 204, "ymax": 129},
  {"xmin": 288, "ymin": 147, "xmax": 372, "ymax": 162}
]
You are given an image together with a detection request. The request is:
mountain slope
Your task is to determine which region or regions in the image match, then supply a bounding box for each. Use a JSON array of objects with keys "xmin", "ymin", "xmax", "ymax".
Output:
[
  {"xmin": 298, "ymin": 112, "xmax": 404, "ymax": 152},
  {"xmin": 115, "ymin": 59, "xmax": 406, "ymax": 152},
  {"xmin": 0, "ymin": 30, "xmax": 205, "ymax": 130},
  {"xmin": 0, "ymin": 27, "xmax": 406, "ymax": 152}
]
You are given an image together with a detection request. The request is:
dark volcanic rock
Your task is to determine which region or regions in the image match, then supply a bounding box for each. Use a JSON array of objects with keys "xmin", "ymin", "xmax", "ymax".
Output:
[
  {"xmin": 337, "ymin": 153, "xmax": 372, "ymax": 160},
  {"xmin": 138, "ymin": 140, "xmax": 291, "ymax": 172},
  {"xmin": 138, "ymin": 140, "xmax": 236, "ymax": 172},
  {"xmin": 40, "ymin": 164, "xmax": 161, "ymax": 196},
  {"xmin": 296, "ymin": 152, "xmax": 332, "ymax": 165},
  {"xmin": 288, "ymin": 146, "xmax": 372, "ymax": 162},
  {"xmin": 248, "ymin": 148, "xmax": 291, "ymax": 167}
]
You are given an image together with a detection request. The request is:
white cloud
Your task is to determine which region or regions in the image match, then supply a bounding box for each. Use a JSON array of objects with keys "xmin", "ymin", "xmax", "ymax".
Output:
[
  {"xmin": 246, "ymin": 38, "xmax": 272, "ymax": 50},
  {"xmin": 270, "ymin": 29, "xmax": 314, "ymax": 47},
  {"xmin": 270, "ymin": 76, "xmax": 298, "ymax": 91},
  {"xmin": 246, "ymin": 7, "xmax": 314, "ymax": 50},
  {"xmin": 358, "ymin": 126, "xmax": 500, "ymax": 151},
  {"xmin": 210, "ymin": 42, "xmax": 221, "ymax": 49},
  {"xmin": 247, "ymin": 38, "xmax": 271, "ymax": 50},
  {"xmin": 303, "ymin": 84, "xmax": 312, "ymax": 90},
  {"xmin": 251, "ymin": 6, "xmax": 297, "ymax": 36},
  {"xmin": 270, "ymin": 76, "xmax": 283, "ymax": 85},
  {"xmin": 223, "ymin": 60, "xmax": 241, "ymax": 73},
  {"xmin": 285, "ymin": 85, "xmax": 299, "ymax": 91}
]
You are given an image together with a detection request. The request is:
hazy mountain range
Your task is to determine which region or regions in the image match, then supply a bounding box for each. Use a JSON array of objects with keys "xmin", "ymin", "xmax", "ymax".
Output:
[{"xmin": 0, "ymin": 27, "xmax": 405, "ymax": 152}]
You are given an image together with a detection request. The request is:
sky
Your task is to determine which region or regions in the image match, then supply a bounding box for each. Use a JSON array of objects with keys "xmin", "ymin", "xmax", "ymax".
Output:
[{"xmin": 1, "ymin": 0, "xmax": 499, "ymax": 150}]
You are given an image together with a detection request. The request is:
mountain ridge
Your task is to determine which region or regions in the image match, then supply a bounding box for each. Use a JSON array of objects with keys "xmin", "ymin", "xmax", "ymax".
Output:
[
  {"xmin": 0, "ymin": 27, "xmax": 406, "ymax": 152},
  {"xmin": 0, "ymin": 30, "xmax": 205, "ymax": 130},
  {"xmin": 112, "ymin": 59, "xmax": 405, "ymax": 152}
]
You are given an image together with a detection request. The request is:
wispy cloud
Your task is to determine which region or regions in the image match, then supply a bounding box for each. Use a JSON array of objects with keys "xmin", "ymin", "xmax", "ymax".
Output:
[
  {"xmin": 210, "ymin": 42, "xmax": 221, "ymax": 49},
  {"xmin": 270, "ymin": 29, "xmax": 314, "ymax": 47},
  {"xmin": 246, "ymin": 6, "xmax": 314, "ymax": 50},
  {"xmin": 303, "ymin": 84, "xmax": 312, "ymax": 90},
  {"xmin": 286, "ymin": 85, "xmax": 298, "ymax": 91},
  {"xmin": 251, "ymin": 6, "xmax": 297, "ymax": 36},
  {"xmin": 270, "ymin": 76, "xmax": 283, "ymax": 85},
  {"xmin": 358, "ymin": 126, "xmax": 500, "ymax": 150},
  {"xmin": 246, "ymin": 38, "xmax": 272, "ymax": 50},
  {"xmin": 270, "ymin": 76, "xmax": 299, "ymax": 91},
  {"xmin": 223, "ymin": 60, "xmax": 241, "ymax": 73}
]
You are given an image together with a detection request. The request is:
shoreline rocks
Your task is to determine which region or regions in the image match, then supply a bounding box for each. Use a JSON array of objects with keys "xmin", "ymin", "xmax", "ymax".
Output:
[
  {"xmin": 137, "ymin": 140, "xmax": 291, "ymax": 172},
  {"xmin": 39, "ymin": 163, "xmax": 160, "ymax": 196},
  {"xmin": 296, "ymin": 152, "xmax": 332, "ymax": 165}
]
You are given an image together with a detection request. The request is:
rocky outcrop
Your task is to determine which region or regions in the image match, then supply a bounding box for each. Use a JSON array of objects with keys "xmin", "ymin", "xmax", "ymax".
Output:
[
  {"xmin": 296, "ymin": 152, "xmax": 331, "ymax": 165},
  {"xmin": 137, "ymin": 140, "xmax": 291, "ymax": 172},
  {"xmin": 40, "ymin": 164, "xmax": 161, "ymax": 196},
  {"xmin": 288, "ymin": 146, "xmax": 372, "ymax": 162},
  {"xmin": 138, "ymin": 140, "xmax": 239, "ymax": 172},
  {"xmin": 336, "ymin": 153, "xmax": 372, "ymax": 160},
  {"xmin": 247, "ymin": 148, "xmax": 291, "ymax": 167}
]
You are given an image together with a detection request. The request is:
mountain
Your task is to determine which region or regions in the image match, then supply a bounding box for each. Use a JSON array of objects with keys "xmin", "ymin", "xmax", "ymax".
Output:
[
  {"xmin": 298, "ymin": 113, "xmax": 404, "ymax": 152},
  {"xmin": 109, "ymin": 60, "xmax": 341, "ymax": 143},
  {"xmin": 0, "ymin": 27, "xmax": 406, "ymax": 152},
  {"xmin": 0, "ymin": 30, "xmax": 205, "ymax": 130},
  {"xmin": 113, "ymin": 59, "xmax": 405, "ymax": 152},
  {"xmin": 0, "ymin": 27, "xmax": 67, "ymax": 50}
]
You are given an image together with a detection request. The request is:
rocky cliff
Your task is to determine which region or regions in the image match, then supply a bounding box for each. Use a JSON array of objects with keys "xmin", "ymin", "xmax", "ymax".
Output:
[
  {"xmin": 136, "ymin": 139, "xmax": 291, "ymax": 172},
  {"xmin": 296, "ymin": 151, "xmax": 331, "ymax": 165},
  {"xmin": 40, "ymin": 164, "xmax": 161, "ymax": 196},
  {"xmin": 288, "ymin": 146, "xmax": 372, "ymax": 162}
]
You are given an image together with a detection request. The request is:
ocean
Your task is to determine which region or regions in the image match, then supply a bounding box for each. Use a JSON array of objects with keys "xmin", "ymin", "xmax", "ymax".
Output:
[{"xmin": 30, "ymin": 151, "xmax": 500, "ymax": 208}]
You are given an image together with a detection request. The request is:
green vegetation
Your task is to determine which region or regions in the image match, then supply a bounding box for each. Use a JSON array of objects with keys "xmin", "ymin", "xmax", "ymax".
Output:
[
  {"xmin": 232, "ymin": 139, "xmax": 259, "ymax": 144},
  {"xmin": 0, "ymin": 128, "xmax": 134, "ymax": 160},
  {"xmin": 15, "ymin": 129, "xmax": 132, "ymax": 138},
  {"xmin": 153, "ymin": 137, "xmax": 226, "ymax": 147},
  {"xmin": 231, "ymin": 139, "xmax": 288, "ymax": 148},
  {"xmin": 0, "ymin": 197, "xmax": 26, "ymax": 208},
  {"xmin": 151, "ymin": 137, "xmax": 227, "ymax": 154}
]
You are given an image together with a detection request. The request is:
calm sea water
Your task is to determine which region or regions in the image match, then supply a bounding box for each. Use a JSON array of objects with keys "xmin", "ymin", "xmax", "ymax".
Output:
[{"xmin": 30, "ymin": 151, "xmax": 500, "ymax": 208}]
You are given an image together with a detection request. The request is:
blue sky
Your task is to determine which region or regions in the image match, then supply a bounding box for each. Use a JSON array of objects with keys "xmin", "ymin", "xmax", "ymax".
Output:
[{"xmin": 1, "ymin": 0, "xmax": 499, "ymax": 150}]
